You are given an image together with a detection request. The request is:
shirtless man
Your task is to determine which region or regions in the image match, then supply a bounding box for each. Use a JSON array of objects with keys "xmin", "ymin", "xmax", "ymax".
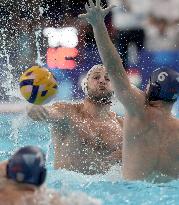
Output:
[
  {"xmin": 0, "ymin": 146, "xmax": 63, "ymax": 205},
  {"xmin": 27, "ymin": 65, "xmax": 123, "ymax": 175},
  {"xmin": 80, "ymin": 0, "xmax": 179, "ymax": 181}
]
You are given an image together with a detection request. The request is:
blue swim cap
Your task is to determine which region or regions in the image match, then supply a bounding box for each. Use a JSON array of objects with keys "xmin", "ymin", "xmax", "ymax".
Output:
[
  {"xmin": 147, "ymin": 68, "xmax": 179, "ymax": 102},
  {"xmin": 6, "ymin": 146, "xmax": 46, "ymax": 186}
]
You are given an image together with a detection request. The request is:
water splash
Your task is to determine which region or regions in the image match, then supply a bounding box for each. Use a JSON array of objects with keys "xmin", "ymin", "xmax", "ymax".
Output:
[
  {"xmin": 0, "ymin": 29, "xmax": 19, "ymax": 101},
  {"xmin": 9, "ymin": 113, "xmax": 28, "ymax": 150},
  {"xmin": 35, "ymin": 29, "xmax": 43, "ymax": 66},
  {"xmin": 60, "ymin": 192, "xmax": 102, "ymax": 205}
]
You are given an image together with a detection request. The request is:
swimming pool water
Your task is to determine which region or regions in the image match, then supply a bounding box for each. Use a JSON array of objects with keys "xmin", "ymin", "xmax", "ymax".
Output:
[{"xmin": 1, "ymin": 113, "xmax": 179, "ymax": 205}]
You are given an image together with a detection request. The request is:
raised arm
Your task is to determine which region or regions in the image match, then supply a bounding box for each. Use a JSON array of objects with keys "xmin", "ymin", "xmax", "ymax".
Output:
[{"xmin": 79, "ymin": 0, "xmax": 145, "ymax": 116}]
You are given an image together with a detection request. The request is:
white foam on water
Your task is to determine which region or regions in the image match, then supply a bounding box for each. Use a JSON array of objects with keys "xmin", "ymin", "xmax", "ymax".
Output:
[
  {"xmin": 24, "ymin": 187, "xmax": 102, "ymax": 205},
  {"xmin": 48, "ymin": 163, "xmax": 122, "ymax": 191},
  {"xmin": 60, "ymin": 192, "xmax": 102, "ymax": 205}
]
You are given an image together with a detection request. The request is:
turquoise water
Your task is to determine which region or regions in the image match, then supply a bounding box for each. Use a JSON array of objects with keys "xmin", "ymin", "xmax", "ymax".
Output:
[{"xmin": 1, "ymin": 113, "xmax": 179, "ymax": 205}]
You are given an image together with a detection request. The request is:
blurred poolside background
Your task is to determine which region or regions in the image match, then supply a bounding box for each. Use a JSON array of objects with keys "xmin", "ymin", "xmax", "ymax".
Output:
[{"xmin": 0, "ymin": 0, "xmax": 179, "ymax": 116}]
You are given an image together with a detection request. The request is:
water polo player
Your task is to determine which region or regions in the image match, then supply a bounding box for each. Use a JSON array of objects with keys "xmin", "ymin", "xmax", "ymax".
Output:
[
  {"xmin": 27, "ymin": 64, "xmax": 123, "ymax": 175},
  {"xmin": 80, "ymin": 0, "xmax": 179, "ymax": 182},
  {"xmin": 0, "ymin": 146, "xmax": 63, "ymax": 205}
]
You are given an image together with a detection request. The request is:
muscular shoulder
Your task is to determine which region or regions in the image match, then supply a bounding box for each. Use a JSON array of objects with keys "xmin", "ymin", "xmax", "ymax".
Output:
[
  {"xmin": 50, "ymin": 102, "xmax": 83, "ymax": 114},
  {"xmin": 172, "ymin": 118, "xmax": 179, "ymax": 129}
]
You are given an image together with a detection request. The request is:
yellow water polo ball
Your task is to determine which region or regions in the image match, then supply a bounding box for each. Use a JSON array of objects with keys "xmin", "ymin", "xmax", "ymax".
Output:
[{"xmin": 19, "ymin": 66, "xmax": 58, "ymax": 105}]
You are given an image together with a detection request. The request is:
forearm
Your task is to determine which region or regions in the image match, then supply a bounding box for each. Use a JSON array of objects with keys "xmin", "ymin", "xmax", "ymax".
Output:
[
  {"xmin": 79, "ymin": 0, "xmax": 144, "ymax": 114},
  {"xmin": 92, "ymin": 21, "xmax": 129, "ymax": 88}
]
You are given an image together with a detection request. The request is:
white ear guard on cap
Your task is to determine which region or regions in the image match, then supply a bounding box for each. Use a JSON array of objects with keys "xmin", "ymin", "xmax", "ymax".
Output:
[
  {"xmin": 81, "ymin": 76, "xmax": 88, "ymax": 95},
  {"xmin": 81, "ymin": 64, "xmax": 104, "ymax": 95}
]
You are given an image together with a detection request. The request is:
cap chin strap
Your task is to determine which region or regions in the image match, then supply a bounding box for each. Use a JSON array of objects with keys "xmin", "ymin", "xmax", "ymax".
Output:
[{"xmin": 147, "ymin": 82, "xmax": 161, "ymax": 101}]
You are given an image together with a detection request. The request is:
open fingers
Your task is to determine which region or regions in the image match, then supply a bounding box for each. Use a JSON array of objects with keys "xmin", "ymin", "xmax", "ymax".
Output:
[
  {"xmin": 89, "ymin": 0, "xmax": 95, "ymax": 8},
  {"xmin": 85, "ymin": 3, "xmax": 90, "ymax": 12},
  {"xmin": 104, "ymin": 5, "xmax": 116, "ymax": 15},
  {"xmin": 38, "ymin": 109, "xmax": 47, "ymax": 120},
  {"xmin": 96, "ymin": 0, "xmax": 101, "ymax": 8},
  {"xmin": 41, "ymin": 107, "xmax": 49, "ymax": 116}
]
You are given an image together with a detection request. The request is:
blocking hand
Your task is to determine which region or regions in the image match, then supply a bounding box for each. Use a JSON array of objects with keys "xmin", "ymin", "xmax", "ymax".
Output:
[{"xmin": 79, "ymin": 0, "xmax": 115, "ymax": 26}]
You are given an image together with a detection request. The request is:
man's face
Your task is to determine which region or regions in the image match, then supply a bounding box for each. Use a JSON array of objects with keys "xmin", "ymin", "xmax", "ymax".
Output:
[{"xmin": 86, "ymin": 67, "xmax": 114, "ymax": 104}]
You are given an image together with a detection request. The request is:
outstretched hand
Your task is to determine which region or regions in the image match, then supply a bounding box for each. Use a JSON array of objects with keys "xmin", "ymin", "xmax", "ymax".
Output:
[
  {"xmin": 79, "ymin": 0, "xmax": 115, "ymax": 26},
  {"xmin": 27, "ymin": 105, "xmax": 49, "ymax": 121}
]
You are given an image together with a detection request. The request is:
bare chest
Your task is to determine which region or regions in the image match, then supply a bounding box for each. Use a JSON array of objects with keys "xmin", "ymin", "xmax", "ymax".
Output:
[{"xmin": 70, "ymin": 115, "xmax": 123, "ymax": 150}]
